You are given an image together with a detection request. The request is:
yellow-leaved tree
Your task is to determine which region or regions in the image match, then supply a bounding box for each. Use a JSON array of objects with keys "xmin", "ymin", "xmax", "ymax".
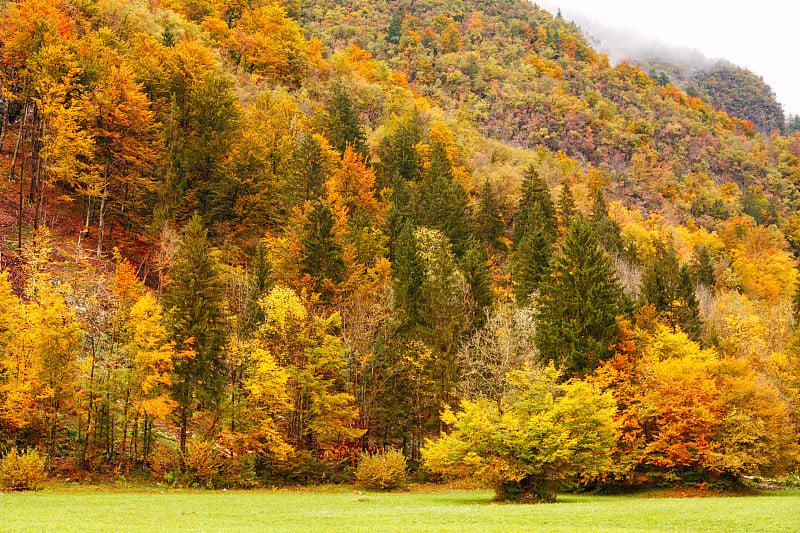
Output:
[
  {"xmin": 0, "ymin": 272, "xmax": 81, "ymax": 464},
  {"xmin": 423, "ymin": 365, "xmax": 617, "ymax": 502},
  {"xmin": 255, "ymin": 286, "xmax": 364, "ymax": 448}
]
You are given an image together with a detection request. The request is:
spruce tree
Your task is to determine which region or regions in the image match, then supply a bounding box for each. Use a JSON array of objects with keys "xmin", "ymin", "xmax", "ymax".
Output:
[
  {"xmin": 558, "ymin": 180, "xmax": 576, "ymax": 229},
  {"xmin": 164, "ymin": 214, "xmax": 227, "ymax": 453},
  {"xmin": 641, "ymin": 242, "xmax": 703, "ymax": 342},
  {"xmin": 514, "ymin": 165, "xmax": 556, "ymax": 246},
  {"xmin": 461, "ymin": 238, "xmax": 495, "ymax": 329},
  {"xmin": 535, "ymin": 219, "xmax": 623, "ymax": 378},
  {"xmin": 590, "ymin": 189, "xmax": 624, "ymax": 254},
  {"xmin": 513, "ymin": 219, "xmax": 552, "ymax": 306},
  {"xmin": 675, "ymin": 265, "xmax": 702, "ymax": 342},
  {"xmin": 300, "ymin": 202, "xmax": 345, "ymax": 288},
  {"xmin": 691, "ymin": 244, "xmax": 716, "ymax": 290},
  {"xmin": 414, "ymin": 140, "xmax": 472, "ymax": 256},
  {"xmin": 322, "ymin": 82, "xmax": 368, "ymax": 158},
  {"xmin": 474, "ymin": 180, "xmax": 505, "ymax": 252},
  {"xmin": 392, "ymin": 221, "xmax": 427, "ymax": 327}
]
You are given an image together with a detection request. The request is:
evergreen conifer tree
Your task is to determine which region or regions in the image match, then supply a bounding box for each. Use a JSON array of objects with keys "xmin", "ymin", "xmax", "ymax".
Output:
[
  {"xmin": 474, "ymin": 180, "xmax": 505, "ymax": 252},
  {"xmin": 392, "ymin": 221, "xmax": 427, "ymax": 327},
  {"xmin": 322, "ymin": 82, "xmax": 367, "ymax": 158},
  {"xmin": 691, "ymin": 244, "xmax": 716, "ymax": 290},
  {"xmin": 300, "ymin": 202, "xmax": 345, "ymax": 288},
  {"xmin": 675, "ymin": 265, "xmax": 702, "ymax": 342},
  {"xmin": 513, "ymin": 219, "xmax": 552, "ymax": 306},
  {"xmin": 164, "ymin": 214, "xmax": 227, "ymax": 453},
  {"xmin": 461, "ymin": 238, "xmax": 494, "ymax": 329},
  {"xmin": 414, "ymin": 140, "xmax": 472, "ymax": 256},
  {"xmin": 590, "ymin": 189, "xmax": 624, "ymax": 254},
  {"xmin": 535, "ymin": 219, "xmax": 622, "ymax": 377},
  {"xmin": 558, "ymin": 179, "xmax": 576, "ymax": 229},
  {"xmin": 514, "ymin": 165, "xmax": 556, "ymax": 246}
]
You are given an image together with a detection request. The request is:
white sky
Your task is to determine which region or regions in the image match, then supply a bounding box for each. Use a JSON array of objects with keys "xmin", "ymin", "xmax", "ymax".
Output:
[{"xmin": 535, "ymin": 0, "xmax": 800, "ymax": 117}]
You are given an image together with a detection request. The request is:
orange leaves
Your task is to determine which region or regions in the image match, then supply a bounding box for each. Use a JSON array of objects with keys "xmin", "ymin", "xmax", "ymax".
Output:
[
  {"xmin": 228, "ymin": 2, "xmax": 309, "ymax": 85},
  {"xmin": 326, "ymin": 144, "xmax": 382, "ymax": 224}
]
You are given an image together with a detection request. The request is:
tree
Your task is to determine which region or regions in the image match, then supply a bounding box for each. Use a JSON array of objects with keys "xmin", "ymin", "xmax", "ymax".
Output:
[
  {"xmin": 300, "ymin": 202, "xmax": 345, "ymax": 293},
  {"xmin": 392, "ymin": 221, "xmax": 426, "ymax": 327},
  {"xmin": 458, "ymin": 305, "xmax": 537, "ymax": 406},
  {"xmin": 90, "ymin": 61, "xmax": 158, "ymax": 256},
  {"xmin": 164, "ymin": 214, "xmax": 227, "ymax": 453},
  {"xmin": 590, "ymin": 189, "xmax": 623, "ymax": 255},
  {"xmin": 513, "ymin": 218, "xmax": 552, "ymax": 306},
  {"xmin": 413, "ymin": 140, "xmax": 472, "ymax": 256},
  {"xmin": 514, "ymin": 165, "xmax": 556, "ymax": 246},
  {"xmin": 557, "ymin": 179, "xmax": 576, "ymax": 229},
  {"xmin": 322, "ymin": 82, "xmax": 367, "ymax": 158},
  {"xmin": 460, "ymin": 239, "xmax": 494, "ymax": 329},
  {"xmin": 474, "ymin": 180, "xmax": 505, "ymax": 252},
  {"xmin": 255, "ymin": 286, "xmax": 362, "ymax": 448},
  {"xmin": 423, "ymin": 366, "xmax": 617, "ymax": 501},
  {"xmin": 641, "ymin": 242, "xmax": 702, "ymax": 342},
  {"xmin": 535, "ymin": 219, "xmax": 623, "ymax": 377}
]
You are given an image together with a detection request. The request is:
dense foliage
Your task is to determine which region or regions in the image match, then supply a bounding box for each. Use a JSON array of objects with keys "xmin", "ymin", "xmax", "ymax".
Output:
[{"xmin": 0, "ymin": 0, "xmax": 798, "ymax": 497}]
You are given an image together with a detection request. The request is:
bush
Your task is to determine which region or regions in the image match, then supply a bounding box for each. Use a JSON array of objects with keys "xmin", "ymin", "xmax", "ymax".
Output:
[
  {"xmin": 355, "ymin": 450, "xmax": 407, "ymax": 490},
  {"xmin": 182, "ymin": 439, "xmax": 222, "ymax": 487},
  {"xmin": 0, "ymin": 448, "xmax": 47, "ymax": 490},
  {"xmin": 148, "ymin": 443, "xmax": 180, "ymax": 482},
  {"xmin": 221, "ymin": 453, "xmax": 259, "ymax": 488}
]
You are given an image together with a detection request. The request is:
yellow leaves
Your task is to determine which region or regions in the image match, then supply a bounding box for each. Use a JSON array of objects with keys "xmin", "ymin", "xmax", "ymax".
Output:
[
  {"xmin": 230, "ymin": 2, "xmax": 309, "ymax": 85},
  {"xmin": 0, "ymin": 275, "xmax": 80, "ymax": 430},
  {"xmin": 525, "ymin": 55, "xmax": 563, "ymax": 79}
]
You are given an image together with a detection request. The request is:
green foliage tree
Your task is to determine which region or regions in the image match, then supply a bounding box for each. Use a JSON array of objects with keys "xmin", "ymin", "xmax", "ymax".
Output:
[
  {"xmin": 590, "ymin": 189, "xmax": 624, "ymax": 255},
  {"xmin": 392, "ymin": 221, "xmax": 426, "ymax": 327},
  {"xmin": 321, "ymin": 82, "xmax": 367, "ymax": 158},
  {"xmin": 535, "ymin": 219, "xmax": 623, "ymax": 377},
  {"xmin": 474, "ymin": 180, "xmax": 505, "ymax": 252},
  {"xmin": 514, "ymin": 165, "xmax": 556, "ymax": 246},
  {"xmin": 641, "ymin": 242, "xmax": 702, "ymax": 342},
  {"xmin": 557, "ymin": 179, "xmax": 576, "ymax": 229},
  {"xmin": 414, "ymin": 140, "xmax": 472, "ymax": 256},
  {"xmin": 513, "ymin": 215, "xmax": 552, "ymax": 306},
  {"xmin": 300, "ymin": 202, "xmax": 345, "ymax": 292},
  {"xmin": 460, "ymin": 238, "xmax": 494, "ymax": 329},
  {"xmin": 164, "ymin": 214, "xmax": 228, "ymax": 452}
]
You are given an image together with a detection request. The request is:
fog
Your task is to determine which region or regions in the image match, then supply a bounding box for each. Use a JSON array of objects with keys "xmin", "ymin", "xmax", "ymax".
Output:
[{"xmin": 535, "ymin": 0, "xmax": 800, "ymax": 117}]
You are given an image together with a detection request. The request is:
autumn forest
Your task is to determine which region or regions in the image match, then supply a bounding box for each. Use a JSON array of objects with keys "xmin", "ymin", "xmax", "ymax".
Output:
[{"xmin": 0, "ymin": 0, "xmax": 799, "ymax": 500}]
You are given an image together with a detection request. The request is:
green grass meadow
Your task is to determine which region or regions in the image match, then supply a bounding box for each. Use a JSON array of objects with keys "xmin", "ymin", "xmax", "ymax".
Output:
[{"xmin": 1, "ymin": 486, "xmax": 798, "ymax": 533}]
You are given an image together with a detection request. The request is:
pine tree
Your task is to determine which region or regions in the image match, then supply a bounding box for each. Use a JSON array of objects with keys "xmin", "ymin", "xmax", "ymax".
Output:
[
  {"xmin": 300, "ymin": 202, "xmax": 345, "ymax": 288},
  {"xmin": 675, "ymin": 265, "xmax": 702, "ymax": 342},
  {"xmin": 322, "ymin": 82, "xmax": 367, "ymax": 158},
  {"xmin": 513, "ymin": 220, "xmax": 552, "ymax": 306},
  {"xmin": 514, "ymin": 165, "xmax": 556, "ymax": 246},
  {"xmin": 535, "ymin": 219, "xmax": 623, "ymax": 378},
  {"xmin": 558, "ymin": 179, "xmax": 576, "ymax": 229},
  {"xmin": 692, "ymin": 244, "xmax": 716, "ymax": 290},
  {"xmin": 474, "ymin": 180, "xmax": 505, "ymax": 252},
  {"xmin": 461, "ymin": 238, "xmax": 494, "ymax": 329},
  {"xmin": 164, "ymin": 214, "xmax": 227, "ymax": 453},
  {"xmin": 414, "ymin": 140, "xmax": 472, "ymax": 256},
  {"xmin": 392, "ymin": 221, "xmax": 427, "ymax": 327}
]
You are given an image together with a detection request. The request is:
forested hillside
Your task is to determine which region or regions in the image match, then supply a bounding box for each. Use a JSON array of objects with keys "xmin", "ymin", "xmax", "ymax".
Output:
[{"xmin": 0, "ymin": 0, "xmax": 798, "ymax": 498}]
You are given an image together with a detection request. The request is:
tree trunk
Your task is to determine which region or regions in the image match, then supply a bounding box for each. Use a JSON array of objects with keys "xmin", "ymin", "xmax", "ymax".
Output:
[{"xmin": 96, "ymin": 160, "xmax": 110, "ymax": 258}]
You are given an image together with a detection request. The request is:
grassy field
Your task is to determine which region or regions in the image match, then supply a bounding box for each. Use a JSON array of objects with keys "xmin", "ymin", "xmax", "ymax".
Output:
[{"xmin": 0, "ymin": 485, "xmax": 798, "ymax": 533}]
